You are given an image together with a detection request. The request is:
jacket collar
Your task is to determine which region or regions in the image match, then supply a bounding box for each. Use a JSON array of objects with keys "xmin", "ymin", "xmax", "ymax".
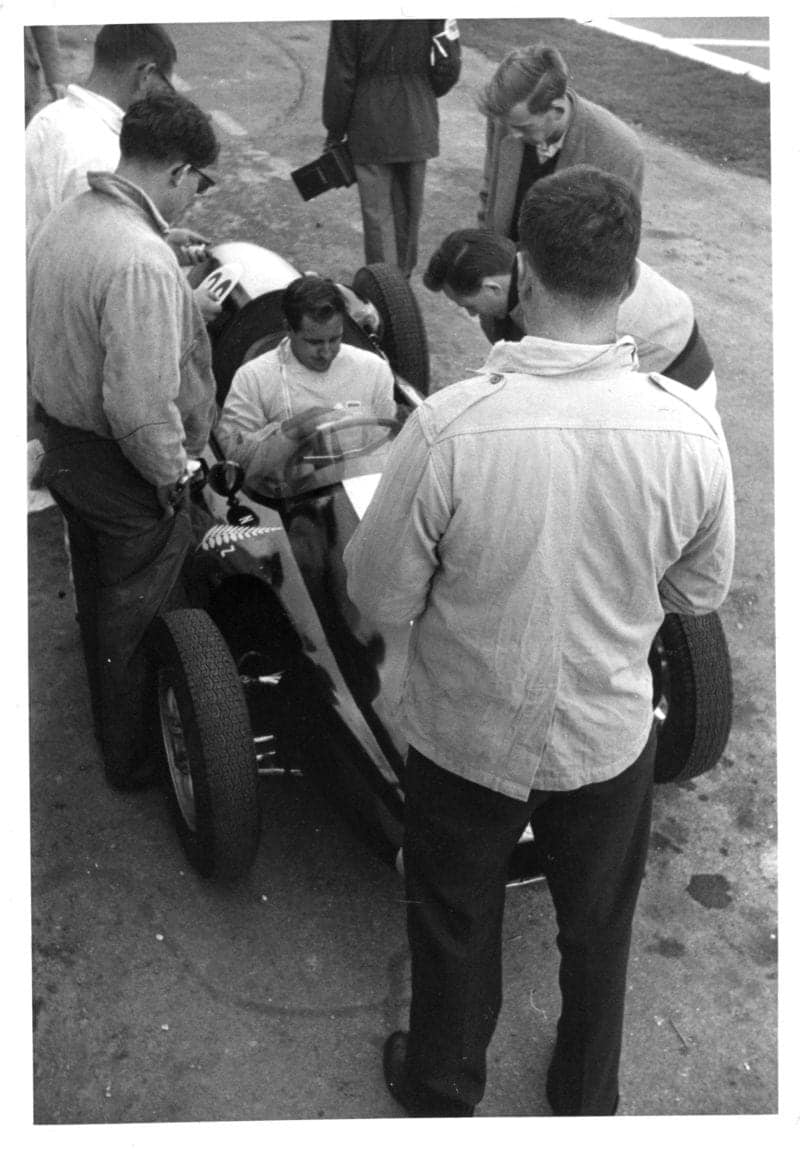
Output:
[
  {"xmin": 482, "ymin": 334, "xmax": 639, "ymax": 379},
  {"xmin": 86, "ymin": 171, "xmax": 170, "ymax": 237}
]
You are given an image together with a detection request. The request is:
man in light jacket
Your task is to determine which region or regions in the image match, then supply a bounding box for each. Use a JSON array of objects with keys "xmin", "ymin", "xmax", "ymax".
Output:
[
  {"xmin": 28, "ymin": 93, "xmax": 219, "ymax": 791},
  {"xmin": 344, "ymin": 166, "xmax": 733, "ymax": 1117},
  {"xmin": 322, "ymin": 19, "xmax": 461, "ymax": 277},
  {"xmin": 423, "ymin": 227, "xmax": 717, "ymax": 399},
  {"xmin": 478, "ymin": 43, "xmax": 644, "ymax": 239}
]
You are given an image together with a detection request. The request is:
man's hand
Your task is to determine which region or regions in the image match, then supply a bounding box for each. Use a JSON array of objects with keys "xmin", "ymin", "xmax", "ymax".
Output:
[
  {"xmin": 155, "ymin": 476, "xmax": 189, "ymax": 518},
  {"xmin": 192, "ymin": 281, "xmax": 223, "ymax": 323},
  {"xmin": 167, "ymin": 227, "xmax": 211, "ymax": 266},
  {"xmin": 280, "ymin": 406, "xmax": 335, "ymax": 439}
]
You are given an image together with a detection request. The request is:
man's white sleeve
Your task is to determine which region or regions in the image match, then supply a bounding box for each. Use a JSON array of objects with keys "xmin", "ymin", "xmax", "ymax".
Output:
[
  {"xmin": 659, "ymin": 449, "xmax": 735, "ymax": 615},
  {"xmin": 216, "ymin": 362, "xmax": 282, "ymax": 469},
  {"xmin": 343, "ymin": 409, "xmax": 451, "ymax": 625}
]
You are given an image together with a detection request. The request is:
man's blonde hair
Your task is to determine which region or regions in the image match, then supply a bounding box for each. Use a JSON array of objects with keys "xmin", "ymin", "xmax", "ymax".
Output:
[{"xmin": 478, "ymin": 44, "xmax": 569, "ymax": 120}]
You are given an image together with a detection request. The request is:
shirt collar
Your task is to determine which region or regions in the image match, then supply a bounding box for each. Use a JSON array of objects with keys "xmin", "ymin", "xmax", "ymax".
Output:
[
  {"xmin": 482, "ymin": 334, "xmax": 639, "ymax": 379},
  {"xmin": 86, "ymin": 171, "xmax": 170, "ymax": 237},
  {"xmin": 65, "ymin": 84, "xmax": 124, "ymax": 133}
]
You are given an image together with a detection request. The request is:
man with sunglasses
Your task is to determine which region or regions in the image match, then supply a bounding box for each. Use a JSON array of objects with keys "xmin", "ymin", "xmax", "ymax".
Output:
[{"xmin": 27, "ymin": 92, "xmax": 220, "ymax": 792}]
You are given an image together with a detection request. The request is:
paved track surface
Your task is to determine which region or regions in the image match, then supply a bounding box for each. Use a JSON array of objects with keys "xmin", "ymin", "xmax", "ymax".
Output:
[{"xmin": 22, "ymin": 19, "xmax": 780, "ymax": 1140}]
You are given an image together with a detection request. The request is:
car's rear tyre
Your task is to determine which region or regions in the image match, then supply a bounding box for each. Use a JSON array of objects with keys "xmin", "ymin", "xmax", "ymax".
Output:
[
  {"xmin": 651, "ymin": 612, "xmax": 733, "ymax": 783},
  {"xmin": 149, "ymin": 608, "xmax": 260, "ymax": 880},
  {"xmin": 352, "ymin": 263, "xmax": 431, "ymax": 395}
]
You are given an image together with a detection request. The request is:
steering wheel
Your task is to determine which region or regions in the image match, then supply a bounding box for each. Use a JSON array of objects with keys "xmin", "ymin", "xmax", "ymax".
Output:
[{"xmin": 282, "ymin": 415, "xmax": 400, "ymax": 479}]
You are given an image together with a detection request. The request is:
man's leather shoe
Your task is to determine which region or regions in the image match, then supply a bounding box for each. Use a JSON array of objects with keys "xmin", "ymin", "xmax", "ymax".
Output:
[{"xmin": 382, "ymin": 1031, "xmax": 474, "ymax": 1118}]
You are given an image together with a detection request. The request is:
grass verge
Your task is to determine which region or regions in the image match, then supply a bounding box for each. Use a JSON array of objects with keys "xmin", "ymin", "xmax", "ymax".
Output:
[{"xmin": 460, "ymin": 18, "xmax": 770, "ymax": 182}]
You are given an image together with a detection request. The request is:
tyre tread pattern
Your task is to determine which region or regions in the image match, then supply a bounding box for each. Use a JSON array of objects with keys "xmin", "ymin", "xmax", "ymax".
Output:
[
  {"xmin": 151, "ymin": 609, "xmax": 260, "ymax": 880},
  {"xmin": 654, "ymin": 611, "xmax": 733, "ymax": 784},
  {"xmin": 352, "ymin": 262, "xmax": 431, "ymax": 394}
]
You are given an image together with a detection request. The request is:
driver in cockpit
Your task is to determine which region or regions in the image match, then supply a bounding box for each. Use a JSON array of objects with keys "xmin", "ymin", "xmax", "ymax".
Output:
[{"xmin": 216, "ymin": 275, "xmax": 396, "ymax": 470}]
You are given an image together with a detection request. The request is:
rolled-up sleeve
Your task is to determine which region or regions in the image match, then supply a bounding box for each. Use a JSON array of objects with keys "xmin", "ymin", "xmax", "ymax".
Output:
[
  {"xmin": 344, "ymin": 409, "xmax": 451, "ymax": 625},
  {"xmin": 658, "ymin": 447, "xmax": 735, "ymax": 614}
]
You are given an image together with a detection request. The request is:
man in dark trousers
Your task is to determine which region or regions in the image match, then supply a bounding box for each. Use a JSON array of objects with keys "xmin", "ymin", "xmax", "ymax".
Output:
[
  {"xmin": 322, "ymin": 19, "xmax": 460, "ymax": 277},
  {"xmin": 344, "ymin": 166, "xmax": 734, "ymax": 1116},
  {"xmin": 27, "ymin": 93, "xmax": 219, "ymax": 791}
]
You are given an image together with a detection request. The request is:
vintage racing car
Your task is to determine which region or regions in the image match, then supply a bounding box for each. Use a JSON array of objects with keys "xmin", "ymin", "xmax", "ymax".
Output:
[{"xmin": 147, "ymin": 243, "xmax": 734, "ymax": 882}]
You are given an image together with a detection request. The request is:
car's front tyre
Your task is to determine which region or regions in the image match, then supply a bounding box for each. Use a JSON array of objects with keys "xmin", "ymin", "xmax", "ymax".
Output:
[{"xmin": 149, "ymin": 608, "xmax": 261, "ymax": 880}]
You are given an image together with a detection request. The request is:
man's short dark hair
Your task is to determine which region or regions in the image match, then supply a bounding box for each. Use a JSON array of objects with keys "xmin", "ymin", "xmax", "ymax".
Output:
[
  {"xmin": 94, "ymin": 24, "xmax": 177, "ymax": 74},
  {"xmin": 282, "ymin": 277, "xmax": 347, "ymax": 331},
  {"xmin": 517, "ymin": 166, "xmax": 641, "ymax": 303},
  {"xmin": 478, "ymin": 44, "xmax": 569, "ymax": 120},
  {"xmin": 424, "ymin": 229, "xmax": 517, "ymax": 296},
  {"xmin": 120, "ymin": 93, "xmax": 219, "ymax": 168}
]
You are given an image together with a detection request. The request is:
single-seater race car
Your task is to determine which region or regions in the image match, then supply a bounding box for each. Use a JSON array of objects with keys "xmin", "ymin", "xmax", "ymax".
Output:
[{"xmin": 147, "ymin": 242, "xmax": 733, "ymax": 883}]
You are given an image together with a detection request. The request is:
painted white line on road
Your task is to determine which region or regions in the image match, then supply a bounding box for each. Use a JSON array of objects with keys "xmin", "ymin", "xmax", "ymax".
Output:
[
  {"xmin": 579, "ymin": 17, "xmax": 770, "ymax": 83},
  {"xmin": 210, "ymin": 110, "xmax": 248, "ymax": 138},
  {"xmin": 679, "ymin": 40, "xmax": 769, "ymax": 48}
]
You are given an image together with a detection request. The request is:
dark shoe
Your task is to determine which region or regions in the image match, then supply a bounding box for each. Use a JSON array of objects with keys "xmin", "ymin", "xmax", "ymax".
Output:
[
  {"xmin": 546, "ymin": 1072, "xmax": 620, "ymax": 1116},
  {"xmin": 382, "ymin": 1031, "xmax": 474, "ymax": 1118}
]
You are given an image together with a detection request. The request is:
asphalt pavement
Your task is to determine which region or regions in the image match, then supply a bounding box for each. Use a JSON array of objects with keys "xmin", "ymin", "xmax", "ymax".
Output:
[{"xmin": 18, "ymin": 18, "xmax": 783, "ymax": 1144}]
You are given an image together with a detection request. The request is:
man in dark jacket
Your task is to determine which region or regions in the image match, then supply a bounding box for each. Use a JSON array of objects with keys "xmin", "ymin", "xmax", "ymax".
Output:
[{"xmin": 322, "ymin": 20, "xmax": 460, "ymax": 277}]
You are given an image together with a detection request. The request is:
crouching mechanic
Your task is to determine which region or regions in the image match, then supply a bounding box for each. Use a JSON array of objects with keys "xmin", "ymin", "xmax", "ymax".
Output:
[
  {"xmin": 27, "ymin": 92, "xmax": 219, "ymax": 790},
  {"xmin": 424, "ymin": 227, "xmax": 717, "ymax": 401},
  {"xmin": 344, "ymin": 165, "xmax": 734, "ymax": 1116},
  {"xmin": 216, "ymin": 275, "xmax": 396, "ymax": 475}
]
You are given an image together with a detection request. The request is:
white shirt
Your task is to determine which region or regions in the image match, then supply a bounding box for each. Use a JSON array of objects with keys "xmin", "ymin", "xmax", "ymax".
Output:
[
  {"xmin": 216, "ymin": 338, "xmax": 397, "ymax": 469},
  {"xmin": 26, "ymin": 84, "xmax": 123, "ymax": 250}
]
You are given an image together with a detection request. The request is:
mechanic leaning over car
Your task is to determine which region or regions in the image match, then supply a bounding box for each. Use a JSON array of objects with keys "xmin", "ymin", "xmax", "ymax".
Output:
[
  {"xmin": 424, "ymin": 228, "xmax": 718, "ymax": 402},
  {"xmin": 216, "ymin": 275, "xmax": 397, "ymax": 475},
  {"xmin": 343, "ymin": 166, "xmax": 735, "ymax": 1117},
  {"xmin": 27, "ymin": 92, "xmax": 219, "ymax": 792}
]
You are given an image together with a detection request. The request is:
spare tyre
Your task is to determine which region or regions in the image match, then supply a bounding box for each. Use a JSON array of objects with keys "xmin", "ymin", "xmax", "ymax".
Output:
[
  {"xmin": 352, "ymin": 263, "xmax": 431, "ymax": 395},
  {"xmin": 650, "ymin": 611, "xmax": 733, "ymax": 783}
]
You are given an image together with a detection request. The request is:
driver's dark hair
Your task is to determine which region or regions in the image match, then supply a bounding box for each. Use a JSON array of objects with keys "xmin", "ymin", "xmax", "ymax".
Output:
[
  {"xmin": 282, "ymin": 276, "xmax": 347, "ymax": 331},
  {"xmin": 517, "ymin": 165, "xmax": 640, "ymax": 303},
  {"xmin": 424, "ymin": 229, "xmax": 516, "ymax": 296},
  {"xmin": 93, "ymin": 24, "xmax": 177, "ymax": 74},
  {"xmin": 120, "ymin": 92, "xmax": 219, "ymax": 167}
]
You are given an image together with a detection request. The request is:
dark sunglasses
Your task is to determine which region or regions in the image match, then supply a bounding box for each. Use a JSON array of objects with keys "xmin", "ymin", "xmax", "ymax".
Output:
[{"xmin": 188, "ymin": 165, "xmax": 216, "ymax": 195}]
